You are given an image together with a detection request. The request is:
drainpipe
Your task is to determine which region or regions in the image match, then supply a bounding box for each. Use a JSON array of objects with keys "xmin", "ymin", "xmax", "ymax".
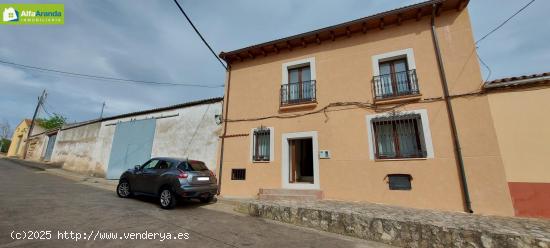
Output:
[
  {"xmin": 217, "ymin": 65, "xmax": 232, "ymax": 195},
  {"xmin": 430, "ymin": 4, "xmax": 473, "ymax": 213}
]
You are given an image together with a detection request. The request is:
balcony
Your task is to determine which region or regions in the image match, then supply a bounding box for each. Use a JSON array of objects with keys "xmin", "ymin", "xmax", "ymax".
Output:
[
  {"xmin": 280, "ymin": 80, "xmax": 316, "ymax": 107},
  {"xmin": 373, "ymin": 69, "xmax": 420, "ymax": 101}
]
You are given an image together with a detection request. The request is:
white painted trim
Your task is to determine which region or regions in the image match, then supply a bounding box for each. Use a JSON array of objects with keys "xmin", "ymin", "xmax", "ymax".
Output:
[
  {"xmin": 250, "ymin": 127, "xmax": 275, "ymax": 163},
  {"xmin": 281, "ymin": 131, "xmax": 320, "ymax": 190},
  {"xmin": 371, "ymin": 48, "xmax": 416, "ymax": 76},
  {"xmin": 365, "ymin": 109, "xmax": 434, "ymax": 160},
  {"xmin": 281, "ymin": 57, "xmax": 316, "ymax": 85}
]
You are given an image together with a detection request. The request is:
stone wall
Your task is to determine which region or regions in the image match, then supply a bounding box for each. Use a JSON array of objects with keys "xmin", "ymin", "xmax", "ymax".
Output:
[{"xmin": 236, "ymin": 200, "xmax": 550, "ymax": 248}]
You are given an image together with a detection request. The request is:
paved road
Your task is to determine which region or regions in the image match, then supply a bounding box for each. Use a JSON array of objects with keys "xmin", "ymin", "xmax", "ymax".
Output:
[{"xmin": 0, "ymin": 159, "xmax": 393, "ymax": 248}]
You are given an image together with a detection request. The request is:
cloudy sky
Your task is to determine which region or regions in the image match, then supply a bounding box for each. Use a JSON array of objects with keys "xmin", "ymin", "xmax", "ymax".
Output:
[{"xmin": 0, "ymin": 0, "xmax": 547, "ymax": 133}]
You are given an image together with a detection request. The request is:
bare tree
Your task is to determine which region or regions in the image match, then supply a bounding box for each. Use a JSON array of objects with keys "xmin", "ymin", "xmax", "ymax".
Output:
[{"xmin": 0, "ymin": 120, "xmax": 11, "ymax": 153}]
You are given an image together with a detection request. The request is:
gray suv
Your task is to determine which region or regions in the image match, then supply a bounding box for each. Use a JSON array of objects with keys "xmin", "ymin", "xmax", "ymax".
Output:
[{"xmin": 116, "ymin": 157, "xmax": 218, "ymax": 209}]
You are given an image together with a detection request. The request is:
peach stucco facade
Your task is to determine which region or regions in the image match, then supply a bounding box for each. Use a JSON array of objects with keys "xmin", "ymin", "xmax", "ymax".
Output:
[
  {"xmin": 217, "ymin": 6, "xmax": 514, "ymax": 216},
  {"xmin": 488, "ymin": 87, "xmax": 550, "ymax": 218}
]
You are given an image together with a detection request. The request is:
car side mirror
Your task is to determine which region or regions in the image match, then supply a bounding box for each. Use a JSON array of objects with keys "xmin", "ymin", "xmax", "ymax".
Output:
[{"xmin": 134, "ymin": 165, "xmax": 141, "ymax": 170}]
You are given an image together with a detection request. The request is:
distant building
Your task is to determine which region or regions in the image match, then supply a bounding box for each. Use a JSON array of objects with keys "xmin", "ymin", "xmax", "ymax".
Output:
[{"xmin": 7, "ymin": 119, "xmax": 45, "ymax": 157}]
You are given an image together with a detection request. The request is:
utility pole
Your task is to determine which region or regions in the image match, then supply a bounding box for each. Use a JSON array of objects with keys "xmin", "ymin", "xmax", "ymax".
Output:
[
  {"xmin": 22, "ymin": 90, "xmax": 46, "ymax": 159},
  {"xmin": 99, "ymin": 102, "xmax": 106, "ymax": 119}
]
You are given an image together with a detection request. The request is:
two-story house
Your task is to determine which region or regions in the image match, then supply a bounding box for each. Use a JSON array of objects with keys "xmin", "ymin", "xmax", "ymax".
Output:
[{"xmin": 216, "ymin": 0, "xmax": 515, "ymax": 216}]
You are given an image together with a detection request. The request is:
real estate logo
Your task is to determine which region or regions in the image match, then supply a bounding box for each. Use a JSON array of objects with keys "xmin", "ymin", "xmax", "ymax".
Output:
[
  {"xmin": 3, "ymin": 7, "xmax": 18, "ymax": 22},
  {"xmin": 1, "ymin": 4, "xmax": 64, "ymax": 25}
]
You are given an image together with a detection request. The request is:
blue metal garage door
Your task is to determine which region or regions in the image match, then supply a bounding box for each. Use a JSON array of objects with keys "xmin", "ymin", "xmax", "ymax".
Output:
[{"xmin": 106, "ymin": 119, "xmax": 156, "ymax": 179}]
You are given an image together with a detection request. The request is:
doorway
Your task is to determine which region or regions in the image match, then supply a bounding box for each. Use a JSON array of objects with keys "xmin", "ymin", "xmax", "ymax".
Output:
[
  {"xmin": 15, "ymin": 135, "xmax": 23, "ymax": 156},
  {"xmin": 44, "ymin": 134, "xmax": 57, "ymax": 161},
  {"xmin": 281, "ymin": 131, "xmax": 320, "ymax": 190},
  {"xmin": 289, "ymin": 138, "xmax": 313, "ymax": 183}
]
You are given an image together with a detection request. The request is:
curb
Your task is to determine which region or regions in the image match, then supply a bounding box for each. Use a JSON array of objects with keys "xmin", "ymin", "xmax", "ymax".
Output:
[{"xmin": 3, "ymin": 158, "xmax": 47, "ymax": 171}]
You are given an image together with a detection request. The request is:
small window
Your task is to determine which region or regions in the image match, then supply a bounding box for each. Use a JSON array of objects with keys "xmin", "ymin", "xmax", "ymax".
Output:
[
  {"xmin": 388, "ymin": 174, "xmax": 412, "ymax": 190},
  {"xmin": 231, "ymin": 169, "xmax": 246, "ymax": 180},
  {"xmin": 253, "ymin": 128, "xmax": 271, "ymax": 162},
  {"xmin": 372, "ymin": 114, "xmax": 426, "ymax": 159}
]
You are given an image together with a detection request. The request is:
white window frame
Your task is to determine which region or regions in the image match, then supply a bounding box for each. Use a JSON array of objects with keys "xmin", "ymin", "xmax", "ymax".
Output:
[
  {"xmin": 250, "ymin": 127, "xmax": 274, "ymax": 163},
  {"xmin": 281, "ymin": 131, "xmax": 320, "ymax": 190},
  {"xmin": 365, "ymin": 109, "xmax": 434, "ymax": 160},
  {"xmin": 281, "ymin": 57, "xmax": 316, "ymax": 85},
  {"xmin": 371, "ymin": 48, "xmax": 416, "ymax": 76}
]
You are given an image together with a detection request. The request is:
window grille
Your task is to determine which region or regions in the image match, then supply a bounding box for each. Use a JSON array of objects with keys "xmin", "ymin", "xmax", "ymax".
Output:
[
  {"xmin": 231, "ymin": 169, "xmax": 246, "ymax": 180},
  {"xmin": 372, "ymin": 114, "xmax": 426, "ymax": 159},
  {"xmin": 253, "ymin": 128, "xmax": 270, "ymax": 161}
]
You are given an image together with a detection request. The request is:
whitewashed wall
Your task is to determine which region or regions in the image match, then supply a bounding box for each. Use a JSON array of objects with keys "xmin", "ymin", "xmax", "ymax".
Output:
[
  {"xmin": 51, "ymin": 122, "xmax": 103, "ymax": 176},
  {"xmin": 50, "ymin": 101, "xmax": 222, "ymax": 178}
]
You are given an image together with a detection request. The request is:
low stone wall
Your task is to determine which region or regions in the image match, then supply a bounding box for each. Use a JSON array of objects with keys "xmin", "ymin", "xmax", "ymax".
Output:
[{"xmin": 235, "ymin": 200, "xmax": 550, "ymax": 248}]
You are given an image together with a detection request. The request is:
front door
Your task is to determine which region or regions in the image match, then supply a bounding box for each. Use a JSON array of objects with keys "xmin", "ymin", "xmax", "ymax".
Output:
[
  {"xmin": 282, "ymin": 131, "xmax": 320, "ymax": 190},
  {"xmin": 289, "ymin": 138, "xmax": 314, "ymax": 183}
]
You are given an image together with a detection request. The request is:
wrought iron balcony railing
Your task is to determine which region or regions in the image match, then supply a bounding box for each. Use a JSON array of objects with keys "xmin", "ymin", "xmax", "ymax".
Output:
[
  {"xmin": 373, "ymin": 69, "xmax": 420, "ymax": 100},
  {"xmin": 280, "ymin": 80, "xmax": 316, "ymax": 106}
]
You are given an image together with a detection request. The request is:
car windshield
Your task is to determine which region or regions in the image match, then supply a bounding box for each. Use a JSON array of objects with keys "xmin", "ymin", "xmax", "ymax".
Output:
[{"xmin": 178, "ymin": 161, "xmax": 208, "ymax": 171}]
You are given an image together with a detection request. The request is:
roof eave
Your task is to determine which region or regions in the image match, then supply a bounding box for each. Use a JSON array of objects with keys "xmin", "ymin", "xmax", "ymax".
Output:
[
  {"xmin": 484, "ymin": 74, "xmax": 550, "ymax": 90},
  {"xmin": 219, "ymin": 0, "xmax": 469, "ymax": 63}
]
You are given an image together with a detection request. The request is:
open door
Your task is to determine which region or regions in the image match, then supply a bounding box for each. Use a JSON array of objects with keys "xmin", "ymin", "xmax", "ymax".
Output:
[{"xmin": 288, "ymin": 138, "xmax": 313, "ymax": 184}]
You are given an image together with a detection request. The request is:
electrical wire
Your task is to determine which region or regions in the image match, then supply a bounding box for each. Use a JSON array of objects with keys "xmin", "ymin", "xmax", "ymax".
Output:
[
  {"xmin": 472, "ymin": 0, "xmax": 535, "ymax": 83},
  {"xmin": 41, "ymin": 104, "xmax": 54, "ymax": 118},
  {"xmin": 183, "ymin": 104, "xmax": 211, "ymax": 156},
  {"xmin": 0, "ymin": 59, "xmax": 224, "ymax": 88},
  {"xmin": 475, "ymin": 0, "xmax": 535, "ymax": 45},
  {"xmin": 172, "ymin": 0, "xmax": 228, "ymax": 70},
  {"xmin": 224, "ymin": 90, "xmax": 492, "ymax": 123},
  {"xmin": 41, "ymin": 100, "xmax": 62, "ymax": 118},
  {"xmin": 476, "ymin": 51, "xmax": 492, "ymax": 83}
]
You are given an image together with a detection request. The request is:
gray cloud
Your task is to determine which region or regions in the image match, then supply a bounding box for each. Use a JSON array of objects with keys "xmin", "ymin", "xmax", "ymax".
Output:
[{"xmin": 0, "ymin": 0, "xmax": 547, "ymax": 131}]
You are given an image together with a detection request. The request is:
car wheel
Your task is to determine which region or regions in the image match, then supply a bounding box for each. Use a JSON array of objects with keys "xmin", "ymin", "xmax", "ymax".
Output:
[
  {"xmin": 117, "ymin": 180, "xmax": 132, "ymax": 198},
  {"xmin": 159, "ymin": 188, "xmax": 177, "ymax": 209},
  {"xmin": 199, "ymin": 195, "xmax": 214, "ymax": 203}
]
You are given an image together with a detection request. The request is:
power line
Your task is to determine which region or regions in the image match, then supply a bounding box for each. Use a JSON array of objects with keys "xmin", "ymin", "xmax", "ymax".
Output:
[
  {"xmin": 172, "ymin": 0, "xmax": 228, "ymax": 70},
  {"xmin": 476, "ymin": 51, "xmax": 492, "ymax": 82},
  {"xmin": 0, "ymin": 59, "xmax": 224, "ymax": 88},
  {"xmin": 41, "ymin": 104, "xmax": 54, "ymax": 118},
  {"xmin": 41, "ymin": 100, "xmax": 60, "ymax": 118},
  {"xmin": 43, "ymin": 100, "xmax": 58, "ymax": 115},
  {"xmin": 475, "ymin": 0, "xmax": 535, "ymax": 45}
]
